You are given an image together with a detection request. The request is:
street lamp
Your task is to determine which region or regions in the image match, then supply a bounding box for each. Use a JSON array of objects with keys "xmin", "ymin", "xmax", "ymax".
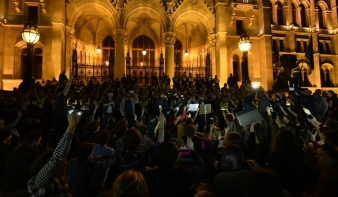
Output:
[
  {"xmin": 238, "ymin": 30, "xmax": 252, "ymax": 84},
  {"xmin": 21, "ymin": 21, "xmax": 40, "ymax": 89}
]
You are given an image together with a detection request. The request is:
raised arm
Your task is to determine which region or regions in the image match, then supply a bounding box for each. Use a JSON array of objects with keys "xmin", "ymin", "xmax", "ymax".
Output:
[
  {"xmin": 287, "ymin": 108, "xmax": 298, "ymax": 117},
  {"xmin": 157, "ymin": 113, "xmax": 166, "ymax": 143},
  {"xmin": 6, "ymin": 111, "xmax": 23, "ymax": 129},
  {"xmin": 279, "ymin": 106, "xmax": 289, "ymax": 116},
  {"xmin": 28, "ymin": 112, "xmax": 78, "ymax": 192},
  {"xmin": 63, "ymin": 72, "xmax": 74, "ymax": 96}
]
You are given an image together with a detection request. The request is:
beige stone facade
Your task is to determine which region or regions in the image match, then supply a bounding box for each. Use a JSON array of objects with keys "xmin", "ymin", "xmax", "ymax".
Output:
[{"xmin": 0, "ymin": 0, "xmax": 338, "ymax": 91}]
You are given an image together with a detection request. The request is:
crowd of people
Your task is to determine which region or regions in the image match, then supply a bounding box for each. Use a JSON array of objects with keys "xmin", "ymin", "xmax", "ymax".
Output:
[{"xmin": 0, "ymin": 71, "xmax": 337, "ymax": 197}]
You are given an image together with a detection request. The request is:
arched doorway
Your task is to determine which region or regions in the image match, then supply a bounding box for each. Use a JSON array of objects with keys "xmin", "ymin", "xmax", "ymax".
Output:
[{"xmin": 127, "ymin": 35, "xmax": 160, "ymax": 85}]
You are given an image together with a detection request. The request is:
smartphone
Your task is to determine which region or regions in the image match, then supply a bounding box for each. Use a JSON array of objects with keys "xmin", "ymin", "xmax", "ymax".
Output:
[
  {"xmin": 181, "ymin": 95, "xmax": 183, "ymax": 98},
  {"xmin": 159, "ymin": 105, "xmax": 162, "ymax": 108},
  {"xmin": 289, "ymin": 87, "xmax": 295, "ymax": 91},
  {"xmin": 68, "ymin": 109, "xmax": 74, "ymax": 114},
  {"xmin": 176, "ymin": 107, "xmax": 179, "ymax": 111},
  {"xmin": 130, "ymin": 91, "xmax": 133, "ymax": 93},
  {"xmin": 221, "ymin": 108, "xmax": 226, "ymax": 111},
  {"xmin": 77, "ymin": 111, "xmax": 82, "ymax": 116}
]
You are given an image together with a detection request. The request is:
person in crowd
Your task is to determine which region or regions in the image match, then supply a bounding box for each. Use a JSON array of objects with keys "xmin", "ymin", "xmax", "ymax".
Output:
[
  {"xmin": 4, "ymin": 131, "xmax": 42, "ymax": 192},
  {"xmin": 92, "ymin": 131, "xmax": 115, "ymax": 190},
  {"xmin": 301, "ymin": 136, "xmax": 338, "ymax": 197},
  {"xmin": 144, "ymin": 139, "xmax": 206, "ymax": 197},
  {"xmin": 214, "ymin": 145, "xmax": 249, "ymax": 197},
  {"xmin": 246, "ymin": 169, "xmax": 293, "ymax": 197},
  {"xmin": 101, "ymin": 92, "xmax": 115, "ymax": 128},
  {"xmin": 120, "ymin": 91, "xmax": 139, "ymax": 127},
  {"xmin": 112, "ymin": 170, "xmax": 149, "ymax": 197},
  {"xmin": 314, "ymin": 89, "xmax": 328, "ymax": 122},
  {"xmin": 68, "ymin": 142, "xmax": 115, "ymax": 197},
  {"xmin": 138, "ymin": 125, "xmax": 154, "ymax": 152},
  {"xmin": 27, "ymin": 111, "xmax": 79, "ymax": 196},
  {"xmin": 268, "ymin": 129, "xmax": 305, "ymax": 196}
]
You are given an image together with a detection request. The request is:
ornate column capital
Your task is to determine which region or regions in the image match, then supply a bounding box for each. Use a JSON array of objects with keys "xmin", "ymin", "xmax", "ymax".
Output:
[
  {"xmin": 163, "ymin": 31, "xmax": 176, "ymax": 45},
  {"xmin": 209, "ymin": 33, "xmax": 216, "ymax": 47},
  {"xmin": 113, "ymin": 29, "xmax": 126, "ymax": 44}
]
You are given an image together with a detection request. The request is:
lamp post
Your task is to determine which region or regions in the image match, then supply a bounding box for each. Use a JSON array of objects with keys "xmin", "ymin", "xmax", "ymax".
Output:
[
  {"xmin": 238, "ymin": 30, "xmax": 252, "ymax": 84},
  {"xmin": 22, "ymin": 21, "xmax": 40, "ymax": 89}
]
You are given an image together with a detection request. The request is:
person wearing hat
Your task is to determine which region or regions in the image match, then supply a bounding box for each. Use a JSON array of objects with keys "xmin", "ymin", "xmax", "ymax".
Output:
[{"xmin": 102, "ymin": 92, "xmax": 115, "ymax": 128}]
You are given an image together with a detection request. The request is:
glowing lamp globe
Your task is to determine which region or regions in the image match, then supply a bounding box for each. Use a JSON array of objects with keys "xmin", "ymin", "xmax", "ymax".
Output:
[{"xmin": 22, "ymin": 22, "xmax": 40, "ymax": 44}]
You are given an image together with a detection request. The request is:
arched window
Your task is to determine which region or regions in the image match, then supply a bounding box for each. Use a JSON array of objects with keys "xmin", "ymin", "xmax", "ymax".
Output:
[
  {"xmin": 132, "ymin": 35, "xmax": 155, "ymax": 66},
  {"xmin": 34, "ymin": 48, "xmax": 43, "ymax": 79},
  {"xmin": 318, "ymin": 6, "xmax": 325, "ymax": 28},
  {"xmin": 21, "ymin": 47, "xmax": 43, "ymax": 79},
  {"xmin": 174, "ymin": 40, "xmax": 183, "ymax": 67},
  {"xmin": 292, "ymin": 3, "xmax": 298, "ymax": 26},
  {"xmin": 300, "ymin": 4, "xmax": 307, "ymax": 27},
  {"xmin": 233, "ymin": 55, "xmax": 240, "ymax": 81},
  {"xmin": 276, "ymin": 2, "xmax": 285, "ymax": 25},
  {"xmin": 102, "ymin": 36, "xmax": 115, "ymax": 66},
  {"xmin": 321, "ymin": 67, "xmax": 333, "ymax": 87}
]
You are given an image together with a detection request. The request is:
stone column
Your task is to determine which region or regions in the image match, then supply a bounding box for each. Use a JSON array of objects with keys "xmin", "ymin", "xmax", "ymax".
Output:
[
  {"xmin": 50, "ymin": 0, "xmax": 66, "ymax": 80},
  {"xmin": 209, "ymin": 33, "xmax": 216, "ymax": 77},
  {"xmin": 50, "ymin": 22, "xmax": 64, "ymax": 79},
  {"xmin": 65, "ymin": 25, "xmax": 74, "ymax": 76},
  {"xmin": 164, "ymin": 31, "xmax": 176, "ymax": 81},
  {"xmin": 113, "ymin": 29, "xmax": 126, "ymax": 79},
  {"xmin": 215, "ymin": 2, "xmax": 228, "ymax": 86}
]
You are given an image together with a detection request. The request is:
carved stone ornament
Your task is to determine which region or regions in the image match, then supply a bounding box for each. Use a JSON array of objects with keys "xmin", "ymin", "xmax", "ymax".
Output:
[
  {"xmin": 189, "ymin": 0, "xmax": 198, "ymax": 5},
  {"xmin": 13, "ymin": 0, "xmax": 21, "ymax": 12},
  {"xmin": 114, "ymin": 34, "xmax": 126, "ymax": 44}
]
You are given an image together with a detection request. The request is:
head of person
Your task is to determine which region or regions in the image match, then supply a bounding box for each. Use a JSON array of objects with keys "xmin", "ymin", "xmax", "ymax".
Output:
[
  {"xmin": 315, "ymin": 89, "xmax": 322, "ymax": 99},
  {"xmin": 184, "ymin": 117, "xmax": 194, "ymax": 125},
  {"xmin": 0, "ymin": 128, "xmax": 12, "ymax": 145},
  {"xmin": 149, "ymin": 114, "xmax": 156, "ymax": 122},
  {"xmin": 26, "ymin": 131, "xmax": 43, "ymax": 147},
  {"xmin": 224, "ymin": 132, "xmax": 247, "ymax": 153},
  {"xmin": 76, "ymin": 142, "xmax": 94, "ymax": 163},
  {"xmin": 126, "ymin": 92, "xmax": 131, "ymax": 98},
  {"xmin": 108, "ymin": 92, "xmax": 114, "ymax": 99},
  {"xmin": 218, "ymin": 145, "xmax": 245, "ymax": 172},
  {"xmin": 246, "ymin": 169, "xmax": 284, "ymax": 197},
  {"xmin": 273, "ymin": 129, "xmax": 301, "ymax": 163},
  {"xmin": 123, "ymin": 129, "xmax": 141, "ymax": 152},
  {"xmin": 97, "ymin": 132, "xmax": 111, "ymax": 146},
  {"xmin": 316, "ymin": 144, "xmax": 338, "ymax": 167},
  {"xmin": 184, "ymin": 124, "xmax": 196, "ymax": 138},
  {"xmin": 156, "ymin": 141, "xmax": 180, "ymax": 168},
  {"xmin": 225, "ymin": 113, "xmax": 234, "ymax": 123},
  {"xmin": 139, "ymin": 125, "xmax": 148, "ymax": 136},
  {"xmin": 113, "ymin": 170, "xmax": 149, "ymax": 197},
  {"xmin": 327, "ymin": 90, "xmax": 335, "ymax": 98}
]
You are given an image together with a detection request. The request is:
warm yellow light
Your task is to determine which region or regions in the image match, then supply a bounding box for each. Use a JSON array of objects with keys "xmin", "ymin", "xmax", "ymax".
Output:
[
  {"xmin": 22, "ymin": 22, "xmax": 40, "ymax": 44},
  {"xmin": 104, "ymin": 60, "xmax": 109, "ymax": 66},
  {"xmin": 97, "ymin": 46, "xmax": 102, "ymax": 53},
  {"xmin": 142, "ymin": 49, "xmax": 147, "ymax": 56},
  {"xmin": 252, "ymin": 81, "xmax": 261, "ymax": 89},
  {"xmin": 184, "ymin": 50, "xmax": 189, "ymax": 57},
  {"xmin": 238, "ymin": 31, "xmax": 252, "ymax": 52}
]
